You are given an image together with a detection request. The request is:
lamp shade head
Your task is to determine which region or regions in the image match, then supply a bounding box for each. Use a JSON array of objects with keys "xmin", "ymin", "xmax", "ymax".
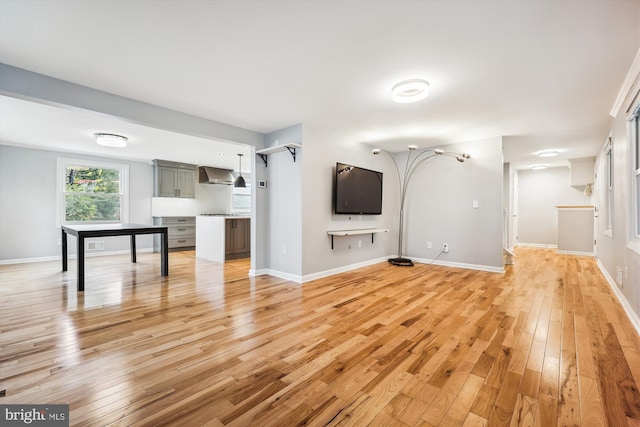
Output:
[{"xmin": 234, "ymin": 153, "xmax": 246, "ymax": 187}]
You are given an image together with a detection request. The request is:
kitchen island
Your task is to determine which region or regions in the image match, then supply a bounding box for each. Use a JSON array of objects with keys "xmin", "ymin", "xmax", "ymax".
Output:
[{"xmin": 196, "ymin": 215, "xmax": 250, "ymax": 263}]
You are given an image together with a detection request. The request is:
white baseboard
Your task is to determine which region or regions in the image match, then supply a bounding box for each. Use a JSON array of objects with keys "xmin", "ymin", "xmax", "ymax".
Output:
[
  {"xmin": 301, "ymin": 256, "xmax": 391, "ymax": 283},
  {"xmin": 556, "ymin": 250, "xmax": 595, "ymax": 256},
  {"xmin": 0, "ymin": 248, "xmax": 154, "ymax": 265},
  {"xmin": 251, "ymin": 255, "xmax": 503, "ymax": 284},
  {"xmin": 517, "ymin": 242, "xmax": 558, "ymax": 249},
  {"xmin": 250, "ymin": 256, "xmax": 390, "ymax": 284},
  {"xmin": 596, "ymin": 258, "xmax": 640, "ymax": 337},
  {"xmin": 250, "ymin": 268, "xmax": 303, "ymax": 283},
  {"xmin": 411, "ymin": 257, "xmax": 505, "ymax": 274},
  {"xmin": 0, "ymin": 255, "xmax": 60, "ymax": 265}
]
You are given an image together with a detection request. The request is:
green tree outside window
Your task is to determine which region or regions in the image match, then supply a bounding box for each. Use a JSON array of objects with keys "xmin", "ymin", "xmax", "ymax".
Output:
[{"xmin": 64, "ymin": 165, "xmax": 122, "ymax": 222}]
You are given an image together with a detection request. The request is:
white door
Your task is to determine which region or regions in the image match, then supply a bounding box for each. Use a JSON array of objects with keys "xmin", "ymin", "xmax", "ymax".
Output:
[
  {"xmin": 511, "ymin": 172, "xmax": 519, "ymax": 248},
  {"xmin": 592, "ymin": 160, "xmax": 599, "ymax": 254}
]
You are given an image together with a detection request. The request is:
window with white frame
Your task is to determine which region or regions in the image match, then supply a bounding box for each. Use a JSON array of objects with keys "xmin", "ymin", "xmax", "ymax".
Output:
[
  {"xmin": 605, "ymin": 138, "xmax": 613, "ymax": 236},
  {"xmin": 57, "ymin": 158, "xmax": 129, "ymax": 225}
]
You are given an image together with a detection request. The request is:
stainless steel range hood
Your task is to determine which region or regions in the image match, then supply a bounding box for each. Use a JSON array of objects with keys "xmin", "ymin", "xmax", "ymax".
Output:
[{"xmin": 198, "ymin": 167, "xmax": 235, "ymax": 185}]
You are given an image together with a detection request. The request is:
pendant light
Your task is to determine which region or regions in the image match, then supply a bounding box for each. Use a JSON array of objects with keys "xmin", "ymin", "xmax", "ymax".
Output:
[{"xmin": 234, "ymin": 154, "xmax": 246, "ymax": 188}]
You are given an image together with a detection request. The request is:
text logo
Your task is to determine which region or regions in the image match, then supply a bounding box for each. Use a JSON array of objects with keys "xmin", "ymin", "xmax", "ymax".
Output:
[{"xmin": 1, "ymin": 405, "xmax": 69, "ymax": 426}]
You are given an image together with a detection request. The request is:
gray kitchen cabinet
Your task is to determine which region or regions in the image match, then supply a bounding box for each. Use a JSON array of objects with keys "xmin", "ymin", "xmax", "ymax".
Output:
[
  {"xmin": 153, "ymin": 216, "xmax": 196, "ymax": 250},
  {"xmin": 225, "ymin": 218, "xmax": 250, "ymax": 259},
  {"xmin": 153, "ymin": 160, "xmax": 196, "ymax": 198}
]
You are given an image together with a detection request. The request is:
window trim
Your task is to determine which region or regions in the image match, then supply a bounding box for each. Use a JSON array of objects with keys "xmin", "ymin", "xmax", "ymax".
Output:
[
  {"xmin": 604, "ymin": 138, "xmax": 613, "ymax": 238},
  {"xmin": 629, "ymin": 104, "xmax": 640, "ymax": 254},
  {"xmin": 56, "ymin": 157, "xmax": 129, "ymax": 227},
  {"xmin": 230, "ymin": 185, "xmax": 251, "ymax": 213}
]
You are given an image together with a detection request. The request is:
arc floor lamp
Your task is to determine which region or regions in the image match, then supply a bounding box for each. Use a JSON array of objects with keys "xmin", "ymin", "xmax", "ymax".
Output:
[{"xmin": 373, "ymin": 145, "xmax": 471, "ymax": 266}]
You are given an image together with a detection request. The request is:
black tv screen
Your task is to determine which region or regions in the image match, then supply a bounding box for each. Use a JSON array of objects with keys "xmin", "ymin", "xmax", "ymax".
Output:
[{"xmin": 334, "ymin": 162, "xmax": 383, "ymax": 215}]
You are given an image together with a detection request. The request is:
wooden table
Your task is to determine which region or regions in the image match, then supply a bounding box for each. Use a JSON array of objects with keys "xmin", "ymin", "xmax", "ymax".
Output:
[{"xmin": 61, "ymin": 223, "xmax": 169, "ymax": 292}]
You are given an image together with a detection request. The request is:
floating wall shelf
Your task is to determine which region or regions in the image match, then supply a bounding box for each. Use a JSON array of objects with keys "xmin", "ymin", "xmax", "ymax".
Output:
[
  {"xmin": 327, "ymin": 228, "xmax": 389, "ymax": 249},
  {"xmin": 256, "ymin": 143, "xmax": 302, "ymax": 167}
]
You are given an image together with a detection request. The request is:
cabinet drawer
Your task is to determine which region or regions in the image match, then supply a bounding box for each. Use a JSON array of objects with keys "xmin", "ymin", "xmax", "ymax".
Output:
[
  {"xmin": 168, "ymin": 226, "xmax": 195, "ymax": 238},
  {"xmin": 168, "ymin": 237, "xmax": 195, "ymax": 248},
  {"xmin": 161, "ymin": 217, "xmax": 195, "ymax": 225}
]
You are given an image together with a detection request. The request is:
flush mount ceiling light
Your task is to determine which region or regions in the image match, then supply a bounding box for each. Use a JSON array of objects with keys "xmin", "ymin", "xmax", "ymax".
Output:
[
  {"xmin": 392, "ymin": 79, "xmax": 430, "ymax": 103},
  {"xmin": 531, "ymin": 164, "xmax": 548, "ymax": 170},
  {"xmin": 537, "ymin": 150, "xmax": 559, "ymax": 157},
  {"xmin": 95, "ymin": 133, "xmax": 128, "ymax": 148}
]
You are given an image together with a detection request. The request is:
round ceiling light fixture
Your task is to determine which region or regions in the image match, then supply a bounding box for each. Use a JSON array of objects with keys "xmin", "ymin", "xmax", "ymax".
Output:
[
  {"xmin": 95, "ymin": 133, "xmax": 128, "ymax": 148},
  {"xmin": 537, "ymin": 150, "xmax": 559, "ymax": 157},
  {"xmin": 531, "ymin": 164, "xmax": 548, "ymax": 170},
  {"xmin": 392, "ymin": 79, "xmax": 430, "ymax": 103}
]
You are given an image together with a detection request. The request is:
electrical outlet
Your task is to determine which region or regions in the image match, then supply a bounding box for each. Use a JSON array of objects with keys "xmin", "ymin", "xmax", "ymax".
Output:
[
  {"xmin": 443, "ymin": 243, "xmax": 449, "ymax": 253},
  {"xmin": 358, "ymin": 240, "xmax": 362, "ymax": 248},
  {"xmin": 427, "ymin": 241, "xmax": 432, "ymax": 249},
  {"xmin": 282, "ymin": 244, "xmax": 287, "ymax": 254}
]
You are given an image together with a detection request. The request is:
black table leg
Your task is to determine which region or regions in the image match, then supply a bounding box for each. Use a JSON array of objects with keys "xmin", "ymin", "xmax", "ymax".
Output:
[
  {"xmin": 78, "ymin": 235, "xmax": 85, "ymax": 292},
  {"xmin": 161, "ymin": 230, "xmax": 168, "ymax": 276},
  {"xmin": 62, "ymin": 229, "xmax": 68, "ymax": 271},
  {"xmin": 130, "ymin": 234, "xmax": 137, "ymax": 263}
]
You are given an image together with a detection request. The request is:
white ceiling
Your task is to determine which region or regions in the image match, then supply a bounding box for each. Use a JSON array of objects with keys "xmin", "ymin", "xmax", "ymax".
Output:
[
  {"xmin": 0, "ymin": 0, "xmax": 638, "ymax": 170},
  {"xmin": 0, "ymin": 96, "xmax": 252, "ymax": 170}
]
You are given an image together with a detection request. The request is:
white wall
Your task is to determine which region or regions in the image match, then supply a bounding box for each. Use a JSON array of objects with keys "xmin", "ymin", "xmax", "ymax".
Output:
[
  {"xmin": 300, "ymin": 126, "xmax": 397, "ymax": 278},
  {"xmin": 517, "ymin": 167, "xmax": 591, "ymax": 246},
  {"xmin": 595, "ymin": 104, "xmax": 640, "ymax": 325},
  {"xmin": 0, "ymin": 144, "xmax": 154, "ymax": 261},
  {"xmin": 299, "ymin": 132, "xmax": 504, "ymax": 278},
  {"xmin": 263, "ymin": 125, "xmax": 303, "ymax": 278},
  {"xmin": 403, "ymin": 137, "xmax": 504, "ymax": 270}
]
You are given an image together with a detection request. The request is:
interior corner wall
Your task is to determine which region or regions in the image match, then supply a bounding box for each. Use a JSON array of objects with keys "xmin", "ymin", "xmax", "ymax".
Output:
[
  {"xmin": 595, "ymin": 110, "xmax": 640, "ymax": 322},
  {"xmin": 403, "ymin": 137, "xmax": 504, "ymax": 270},
  {"xmin": 300, "ymin": 126, "xmax": 398, "ymax": 277},
  {"xmin": 517, "ymin": 167, "xmax": 591, "ymax": 246},
  {"xmin": 264, "ymin": 124, "xmax": 303, "ymax": 277}
]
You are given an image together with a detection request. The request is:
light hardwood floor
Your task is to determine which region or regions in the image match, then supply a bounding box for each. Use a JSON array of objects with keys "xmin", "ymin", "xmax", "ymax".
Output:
[{"xmin": 1, "ymin": 247, "xmax": 639, "ymax": 426}]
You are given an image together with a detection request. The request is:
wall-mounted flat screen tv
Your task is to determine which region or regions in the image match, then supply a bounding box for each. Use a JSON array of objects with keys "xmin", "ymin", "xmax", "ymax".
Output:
[{"xmin": 334, "ymin": 162, "xmax": 383, "ymax": 215}]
